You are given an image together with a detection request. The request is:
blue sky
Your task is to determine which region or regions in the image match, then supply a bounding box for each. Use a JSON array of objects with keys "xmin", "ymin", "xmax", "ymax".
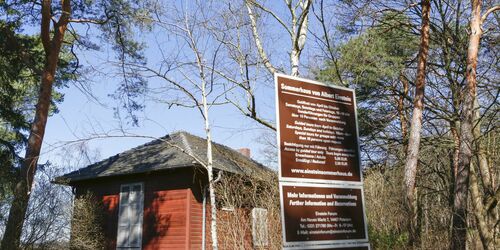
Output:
[{"xmin": 37, "ymin": 0, "xmax": 341, "ymax": 171}]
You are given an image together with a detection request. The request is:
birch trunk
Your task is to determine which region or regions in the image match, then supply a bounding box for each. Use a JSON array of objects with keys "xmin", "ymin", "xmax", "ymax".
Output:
[
  {"xmin": 245, "ymin": 1, "xmax": 277, "ymax": 76},
  {"xmin": 203, "ymin": 100, "xmax": 218, "ymax": 250},
  {"xmin": 190, "ymin": 19, "xmax": 219, "ymax": 248},
  {"xmin": 245, "ymin": 0, "xmax": 311, "ymax": 77},
  {"xmin": 290, "ymin": 0, "xmax": 311, "ymax": 77},
  {"xmin": 402, "ymin": 0, "xmax": 430, "ymax": 245},
  {"xmin": 0, "ymin": 0, "xmax": 70, "ymax": 248}
]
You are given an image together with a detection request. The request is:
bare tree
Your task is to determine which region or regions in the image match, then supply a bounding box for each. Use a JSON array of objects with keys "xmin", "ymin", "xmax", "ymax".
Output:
[
  {"xmin": 245, "ymin": 0, "xmax": 312, "ymax": 77},
  {"xmin": 126, "ymin": 2, "xmax": 237, "ymax": 248}
]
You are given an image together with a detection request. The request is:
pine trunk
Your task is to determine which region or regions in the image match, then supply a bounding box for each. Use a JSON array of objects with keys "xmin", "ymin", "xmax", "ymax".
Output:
[
  {"xmin": 0, "ymin": 1, "xmax": 70, "ymax": 248},
  {"xmin": 451, "ymin": 1, "xmax": 482, "ymax": 249},
  {"xmin": 402, "ymin": 0, "xmax": 431, "ymax": 246}
]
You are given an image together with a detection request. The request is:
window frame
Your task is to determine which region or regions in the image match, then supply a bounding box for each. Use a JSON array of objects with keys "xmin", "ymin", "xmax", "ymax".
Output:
[{"xmin": 116, "ymin": 182, "xmax": 144, "ymax": 249}]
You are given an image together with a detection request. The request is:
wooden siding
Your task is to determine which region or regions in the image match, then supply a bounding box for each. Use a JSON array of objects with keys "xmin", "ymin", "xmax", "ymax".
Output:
[
  {"xmin": 143, "ymin": 189, "xmax": 187, "ymax": 249},
  {"xmin": 189, "ymin": 183, "xmax": 204, "ymax": 250},
  {"xmin": 71, "ymin": 168, "xmax": 260, "ymax": 250},
  {"xmin": 72, "ymin": 168, "xmax": 204, "ymax": 250}
]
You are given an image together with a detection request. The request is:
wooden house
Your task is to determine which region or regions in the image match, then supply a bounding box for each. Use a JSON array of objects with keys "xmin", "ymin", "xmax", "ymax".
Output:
[{"xmin": 55, "ymin": 131, "xmax": 271, "ymax": 249}]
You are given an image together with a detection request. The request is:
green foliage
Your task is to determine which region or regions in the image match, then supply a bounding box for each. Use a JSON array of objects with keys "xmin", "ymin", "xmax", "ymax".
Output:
[
  {"xmin": 1, "ymin": 0, "xmax": 152, "ymax": 127},
  {"xmin": 0, "ymin": 0, "xmax": 153, "ymax": 196},
  {"xmin": 319, "ymin": 13, "xmax": 417, "ymax": 98},
  {"xmin": 0, "ymin": 21, "xmax": 78, "ymax": 199},
  {"xmin": 316, "ymin": 13, "xmax": 419, "ymax": 157}
]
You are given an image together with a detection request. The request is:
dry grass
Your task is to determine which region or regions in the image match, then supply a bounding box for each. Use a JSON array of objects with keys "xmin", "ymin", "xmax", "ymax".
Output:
[{"xmin": 363, "ymin": 142, "xmax": 455, "ymax": 249}]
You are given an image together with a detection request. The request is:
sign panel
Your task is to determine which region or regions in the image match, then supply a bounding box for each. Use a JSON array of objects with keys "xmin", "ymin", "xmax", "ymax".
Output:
[
  {"xmin": 280, "ymin": 182, "xmax": 368, "ymax": 246},
  {"xmin": 275, "ymin": 73, "xmax": 369, "ymax": 249},
  {"xmin": 285, "ymin": 242, "xmax": 370, "ymax": 250},
  {"xmin": 275, "ymin": 73, "xmax": 362, "ymax": 183}
]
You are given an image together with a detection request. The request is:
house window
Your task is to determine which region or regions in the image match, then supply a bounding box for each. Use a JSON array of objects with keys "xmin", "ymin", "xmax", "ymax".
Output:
[
  {"xmin": 251, "ymin": 208, "xmax": 268, "ymax": 247},
  {"xmin": 117, "ymin": 183, "xmax": 144, "ymax": 249}
]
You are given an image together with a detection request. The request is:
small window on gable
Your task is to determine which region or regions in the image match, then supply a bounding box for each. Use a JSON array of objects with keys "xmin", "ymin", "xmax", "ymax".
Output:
[
  {"xmin": 117, "ymin": 183, "xmax": 144, "ymax": 249},
  {"xmin": 252, "ymin": 208, "xmax": 268, "ymax": 247}
]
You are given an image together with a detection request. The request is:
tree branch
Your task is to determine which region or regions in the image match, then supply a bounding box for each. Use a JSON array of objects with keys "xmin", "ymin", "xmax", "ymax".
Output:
[
  {"xmin": 41, "ymin": 0, "xmax": 52, "ymax": 54},
  {"xmin": 481, "ymin": 5, "xmax": 500, "ymax": 23},
  {"xmin": 245, "ymin": 0, "xmax": 278, "ymax": 75}
]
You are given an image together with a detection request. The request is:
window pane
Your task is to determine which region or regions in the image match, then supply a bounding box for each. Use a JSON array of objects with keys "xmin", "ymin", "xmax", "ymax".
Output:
[
  {"xmin": 130, "ymin": 224, "xmax": 142, "ymax": 247},
  {"xmin": 252, "ymin": 208, "xmax": 268, "ymax": 246},
  {"xmin": 129, "ymin": 185, "xmax": 141, "ymax": 204},
  {"xmin": 121, "ymin": 185, "xmax": 130, "ymax": 193},
  {"xmin": 129, "ymin": 204, "xmax": 141, "ymax": 225},
  {"xmin": 129, "ymin": 191, "xmax": 137, "ymax": 203},
  {"xmin": 118, "ymin": 206, "xmax": 129, "ymax": 226},
  {"xmin": 117, "ymin": 225, "xmax": 129, "ymax": 247},
  {"xmin": 121, "ymin": 190, "xmax": 129, "ymax": 205},
  {"xmin": 117, "ymin": 183, "xmax": 143, "ymax": 248}
]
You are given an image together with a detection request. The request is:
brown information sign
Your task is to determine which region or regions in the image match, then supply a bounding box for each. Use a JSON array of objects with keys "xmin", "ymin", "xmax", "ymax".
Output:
[
  {"xmin": 275, "ymin": 73, "xmax": 361, "ymax": 183},
  {"xmin": 280, "ymin": 182, "xmax": 368, "ymax": 246},
  {"xmin": 275, "ymin": 74, "xmax": 369, "ymax": 249},
  {"xmin": 285, "ymin": 242, "xmax": 370, "ymax": 250}
]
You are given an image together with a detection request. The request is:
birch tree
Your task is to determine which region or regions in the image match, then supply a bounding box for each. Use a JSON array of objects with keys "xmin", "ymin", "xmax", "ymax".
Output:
[
  {"xmin": 128, "ymin": 2, "xmax": 231, "ymax": 248},
  {"xmin": 245, "ymin": 0, "xmax": 313, "ymax": 77}
]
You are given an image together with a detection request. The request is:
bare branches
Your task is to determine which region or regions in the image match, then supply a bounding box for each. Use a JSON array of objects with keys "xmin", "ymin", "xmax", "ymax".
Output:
[
  {"xmin": 68, "ymin": 18, "xmax": 109, "ymax": 25},
  {"xmin": 311, "ymin": 0, "xmax": 345, "ymax": 86},
  {"xmin": 248, "ymin": 0, "xmax": 293, "ymax": 36},
  {"xmin": 245, "ymin": 0, "xmax": 278, "ymax": 75}
]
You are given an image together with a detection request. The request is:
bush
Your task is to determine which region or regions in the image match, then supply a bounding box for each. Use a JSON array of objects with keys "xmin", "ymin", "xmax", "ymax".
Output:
[{"xmin": 69, "ymin": 193, "xmax": 105, "ymax": 250}]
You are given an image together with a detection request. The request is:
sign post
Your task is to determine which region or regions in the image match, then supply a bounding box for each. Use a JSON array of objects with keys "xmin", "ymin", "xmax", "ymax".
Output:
[{"xmin": 275, "ymin": 73, "xmax": 369, "ymax": 249}]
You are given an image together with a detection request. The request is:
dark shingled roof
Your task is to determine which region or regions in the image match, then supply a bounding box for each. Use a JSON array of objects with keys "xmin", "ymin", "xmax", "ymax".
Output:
[{"xmin": 55, "ymin": 131, "xmax": 270, "ymax": 185}]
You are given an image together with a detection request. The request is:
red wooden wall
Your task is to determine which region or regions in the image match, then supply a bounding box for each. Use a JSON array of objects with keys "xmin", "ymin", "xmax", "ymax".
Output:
[{"xmin": 72, "ymin": 168, "xmax": 207, "ymax": 250}]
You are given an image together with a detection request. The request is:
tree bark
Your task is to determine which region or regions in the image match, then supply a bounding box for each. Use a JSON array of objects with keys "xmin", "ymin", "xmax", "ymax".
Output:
[
  {"xmin": 204, "ymin": 112, "xmax": 218, "ymax": 250},
  {"xmin": 450, "ymin": 1, "xmax": 482, "ymax": 249},
  {"xmin": 468, "ymin": 98, "xmax": 497, "ymax": 250},
  {"xmin": 402, "ymin": 0, "xmax": 431, "ymax": 246},
  {"xmin": 290, "ymin": 0, "xmax": 311, "ymax": 77},
  {"xmin": 398, "ymin": 73, "xmax": 409, "ymax": 148},
  {"xmin": 0, "ymin": 1, "xmax": 70, "ymax": 249},
  {"xmin": 470, "ymin": 165, "xmax": 495, "ymax": 249},
  {"xmin": 202, "ymin": 83, "xmax": 218, "ymax": 250}
]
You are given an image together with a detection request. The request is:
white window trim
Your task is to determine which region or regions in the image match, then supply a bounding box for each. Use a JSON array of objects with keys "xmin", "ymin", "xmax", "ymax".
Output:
[{"xmin": 116, "ymin": 182, "xmax": 144, "ymax": 249}]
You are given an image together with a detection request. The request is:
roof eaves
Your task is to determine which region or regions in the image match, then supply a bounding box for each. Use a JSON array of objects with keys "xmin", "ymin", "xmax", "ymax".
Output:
[{"xmin": 52, "ymin": 163, "xmax": 198, "ymax": 186}]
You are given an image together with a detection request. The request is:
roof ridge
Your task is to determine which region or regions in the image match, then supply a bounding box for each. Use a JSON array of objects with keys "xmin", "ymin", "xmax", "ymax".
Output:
[
  {"xmin": 179, "ymin": 131, "xmax": 195, "ymax": 156},
  {"xmin": 55, "ymin": 130, "xmax": 273, "ymax": 185}
]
